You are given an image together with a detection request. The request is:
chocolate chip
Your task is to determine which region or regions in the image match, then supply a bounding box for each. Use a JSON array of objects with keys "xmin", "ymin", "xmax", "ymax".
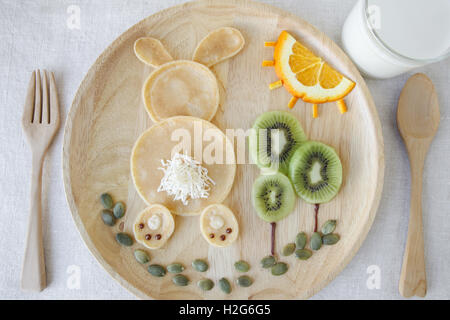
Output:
[
  {"xmin": 138, "ymin": 223, "xmax": 144, "ymax": 229},
  {"xmin": 145, "ymin": 234, "xmax": 151, "ymax": 240},
  {"xmin": 209, "ymin": 233, "xmax": 215, "ymax": 238},
  {"xmin": 155, "ymin": 234, "xmax": 162, "ymax": 240},
  {"xmin": 226, "ymin": 228, "xmax": 232, "ymax": 234},
  {"xmin": 220, "ymin": 235, "xmax": 226, "ymax": 241}
]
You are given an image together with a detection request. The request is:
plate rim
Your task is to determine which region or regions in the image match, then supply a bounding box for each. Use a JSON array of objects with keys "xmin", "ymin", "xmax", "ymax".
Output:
[{"xmin": 62, "ymin": 0, "xmax": 385, "ymax": 300}]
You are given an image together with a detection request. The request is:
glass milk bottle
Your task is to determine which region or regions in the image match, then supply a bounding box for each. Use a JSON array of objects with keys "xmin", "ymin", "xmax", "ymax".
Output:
[{"xmin": 341, "ymin": 0, "xmax": 450, "ymax": 79}]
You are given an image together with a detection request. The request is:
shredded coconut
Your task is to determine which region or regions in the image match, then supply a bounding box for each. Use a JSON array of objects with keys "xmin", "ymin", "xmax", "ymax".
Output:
[{"xmin": 157, "ymin": 153, "xmax": 215, "ymax": 205}]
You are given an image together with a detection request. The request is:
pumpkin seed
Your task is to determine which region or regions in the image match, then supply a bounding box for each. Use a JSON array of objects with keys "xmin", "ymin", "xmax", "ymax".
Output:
[
  {"xmin": 234, "ymin": 260, "xmax": 250, "ymax": 272},
  {"xmin": 134, "ymin": 249, "xmax": 150, "ymax": 264},
  {"xmin": 321, "ymin": 220, "xmax": 337, "ymax": 235},
  {"xmin": 101, "ymin": 209, "xmax": 115, "ymax": 226},
  {"xmin": 172, "ymin": 274, "xmax": 189, "ymax": 286},
  {"xmin": 295, "ymin": 249, "xmax": 312, "ymax": 260},
  {"xmin": 271, "ymin": 262, "xmax": 288, "ymax": 276},
  {"xmin": 192, "ymin": 259, "xmax": 208, "ymax": 272},
  {"xmin": 113, "ymin": 201, "xmax": 126, "ymax": 219},
  {"xmin": 236, "ymin": 275, "xmax": 253, "ymax": 287},
  {"xmin": 310, "ymin": 232, "xmax": 322, "ymax": 251},
  {"xmin": 260, "ymin": 255, "xmax": 276, "ymax": 268},
  {"xmin": 115, "ymin": 232, "xmax": 133, "ymax": 246},
  {"xmin": 295, "ymin": 232, "xmax": 307, "ymax": 249},
  {"xmin": 197, "ymin": 278, "xmax": 214, "ymax": 291},
  {"xmin": 322, "ymin": 234, "xmax": 340, "ymax": 245},
  {"xmin": 219, "ymin": 278, "xmax": 232, "ymax": 294},
  {"xmin": 167, "ymin": 263, "xmax": 185, "ymax": 274},
  {"xmin": 100, "ymin": 193, "xmax": 113, "ymax": 209},
  {"xmin": 282, "ymin": 243, "xmax": 296, "ymax": 256},
  {"xmin": 147, "ymin": 264, "xmax": 166, "ymax": 277}
]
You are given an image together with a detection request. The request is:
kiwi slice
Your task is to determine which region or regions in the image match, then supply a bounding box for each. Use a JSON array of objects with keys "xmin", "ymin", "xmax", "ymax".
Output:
[
  {"xmin": 252, "ymin": 172, "xmax": 296, "ymax": 223},
  {"xmin": 289, "ymin": 141, "xmax": 342, "ymax": 204},
  {"xmin": 252, "ymin": 172, "xmax": 296, "ymax": 255},
  {"xmin": 249, "ymin": 111, "xmax": 306, "ymax": 174}
]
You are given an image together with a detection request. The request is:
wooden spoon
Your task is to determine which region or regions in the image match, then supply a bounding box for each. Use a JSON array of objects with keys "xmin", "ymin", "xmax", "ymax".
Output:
[{"xmin": 397, "ymin": 73, "xmax": 440, "ymax": 298}]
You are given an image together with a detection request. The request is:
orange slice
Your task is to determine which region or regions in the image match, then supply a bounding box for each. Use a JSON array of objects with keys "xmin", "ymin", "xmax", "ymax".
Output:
[
  {"xmin": 264, "ymin": 31, "xmax": 355, "ymax": 116},
  {"xmin": 273, "ymin": 31, "xmax": 355, "ymax": 104}
]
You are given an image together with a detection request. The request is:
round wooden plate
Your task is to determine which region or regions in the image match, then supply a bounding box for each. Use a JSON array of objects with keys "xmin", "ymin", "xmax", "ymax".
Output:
[{"xmin": 63, "ymin": 0, "xmax": 384, "ymax": 299}]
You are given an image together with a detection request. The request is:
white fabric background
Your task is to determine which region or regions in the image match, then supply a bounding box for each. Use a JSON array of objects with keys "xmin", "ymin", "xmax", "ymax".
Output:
[{"xmin": 0, "ymin": 0, "xmax": 449, "ymax": 300}]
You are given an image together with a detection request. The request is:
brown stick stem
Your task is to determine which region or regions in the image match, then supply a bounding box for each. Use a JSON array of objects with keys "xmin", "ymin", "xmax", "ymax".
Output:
[
  {"xmin": 314, "ymin": 204, "xmax": 320, "ymax": 232},
  {"xmin": 270, "ymin": 222, "xmax": 276, "ymax": 256}
]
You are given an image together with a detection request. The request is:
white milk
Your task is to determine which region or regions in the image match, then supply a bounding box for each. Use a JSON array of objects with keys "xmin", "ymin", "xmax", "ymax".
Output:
[{"xmin": 342, "ymin": 0, "xmax": 450, "ymax": 79}]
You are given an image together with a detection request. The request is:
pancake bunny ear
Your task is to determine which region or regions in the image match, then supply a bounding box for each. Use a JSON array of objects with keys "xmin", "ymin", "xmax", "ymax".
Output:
[
  {"xmin": 134, "ymin": 37, "xmax": 173, "ymax": 67},
  {"xmin": 192, "ymin": 27, "xmax": 245, "ymax": 67}
]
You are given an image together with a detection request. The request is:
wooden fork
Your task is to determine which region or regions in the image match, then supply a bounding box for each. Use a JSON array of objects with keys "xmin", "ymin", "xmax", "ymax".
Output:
[{"xmin": 21, "ymin": 70, "xmax": 60, "ymax": 291}]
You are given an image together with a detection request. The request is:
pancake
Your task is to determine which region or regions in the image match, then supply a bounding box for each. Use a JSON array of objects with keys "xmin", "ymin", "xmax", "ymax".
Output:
[
  {"xmin": 133, "ymin": 204, "xmax": 175, "ymax": 249},
  {"xmin": 193, "ymin": 27, "xmax": 245, "ymax": 67},
  {"xmin": 134, "ymin": 37, "xmax": 173, "ymax": 67},
  {"xmin": 131, "ymin": 116, "xmax": 236, "ymax": 216},
  {"xmin": 142, "ymin": 60, "xmax": 219, "ymax": 122},
  {"xmin": 199, "ymin": 204, "xmax": 239, "ymax": 247}
]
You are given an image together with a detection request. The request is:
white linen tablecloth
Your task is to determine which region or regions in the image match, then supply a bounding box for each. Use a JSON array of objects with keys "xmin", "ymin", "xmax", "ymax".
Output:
[{"xmin": 0, "ymin": 0, "xmax": 449, "ymax": 300}]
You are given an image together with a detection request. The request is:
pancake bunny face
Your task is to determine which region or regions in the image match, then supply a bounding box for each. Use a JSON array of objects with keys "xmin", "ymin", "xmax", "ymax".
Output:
[{"xmin": 134, "ymin": 27, "xmax": 245, "ymax": 122}]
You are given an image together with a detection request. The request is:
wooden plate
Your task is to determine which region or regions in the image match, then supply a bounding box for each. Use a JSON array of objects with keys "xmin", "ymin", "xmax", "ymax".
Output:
[{"xmin": 63, "ymin": 0, "xmax": 384, "ymax": 299}]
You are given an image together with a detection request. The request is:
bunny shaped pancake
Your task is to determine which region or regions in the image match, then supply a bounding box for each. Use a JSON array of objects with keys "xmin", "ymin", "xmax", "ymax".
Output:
[{"xmin": 131, "ymin": 27, "xmax": 244, "ymax": 248}]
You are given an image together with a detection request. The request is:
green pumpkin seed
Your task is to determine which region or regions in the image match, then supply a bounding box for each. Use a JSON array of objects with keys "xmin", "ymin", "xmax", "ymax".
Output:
[
  {"xmin": 322, "ymin": 234, "xmax": 340, "ymax": 245},
  {"xmin": 113, "ymin": 201, "xmax": 126, "ymax": 219},
  {"xmin": 192, "ymin": 259, "xmax": 208, "ymax": 272},
  {"xmin": 295, "ymin": 249, "xmax": 312, "ymax": 260},
  {"xmin": 100, "ymin": 193, "xmax": 113, "ymax": 209},
  {"xmin": 234, "ymin": 260, "xmax": 250, "ymax": 272},
  {"xmin": 147, "ymin": 264, "xmax": 166, "ymax": 277},
  {"xmin": 101, "ymin": 209, "xmax": 115, "ymax": 226},
  {"xmin": 282, "ymin": 243, "xmax": 296, "ymax": 256},
  {"xmin": 115, "ymin": 233, "xmax": 133, "ymax": 246},
  {"xmin": 172, "ymin": 274, "xmax": 189, "ymax": 286},
  {"xmin": 310, "ymin": 232, "xmax": 322, "ymax": 251},
  {"xmin": 197, "ymin": 278, "xmax": 214, "ymax": 291},
  {"xmin": 167, "ymin": 263, "xmax": 185, "ymax": 274},
  {"xmin": 219, "ymin": 278, "xmax": 232, "ymax": 294},
  {"xmin": 321, "ymin": 220, "xmax": 337, "ymax": 235},
  {"xmin": 260, "ymin": 255, "xmax": 276, "ymax": 268},
  {"xmin": 133, "ymin": 249, "xmax": 150, "ymax": 264},
  {"xmin": 236, "ymin": 275, "xmax": 253, "ymax": 287},
  {"xmin": 295, "ymin": 232, "xmax": 307, "ymax": 249},
  {"xmin": 271, "ymin": 262, "xmax": 288, "ymax": 276}
]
